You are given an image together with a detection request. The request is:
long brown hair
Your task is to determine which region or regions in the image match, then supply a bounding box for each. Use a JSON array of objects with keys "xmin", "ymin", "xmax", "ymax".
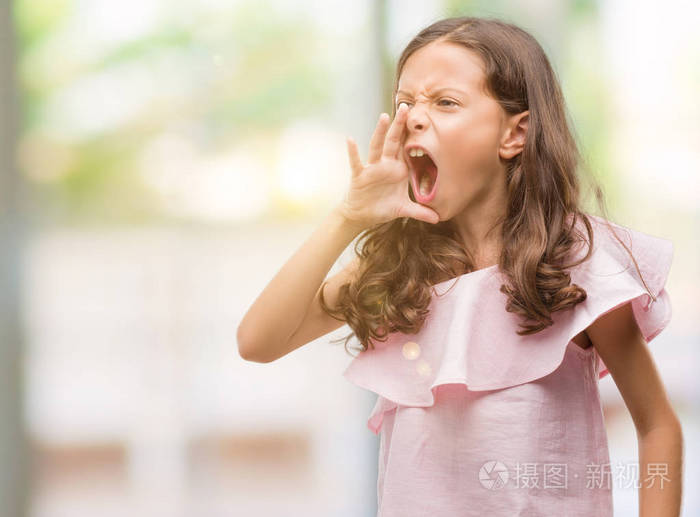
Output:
[{"xmin": 321, "ymin": 16, "xmax": 653, "ymax": 355}]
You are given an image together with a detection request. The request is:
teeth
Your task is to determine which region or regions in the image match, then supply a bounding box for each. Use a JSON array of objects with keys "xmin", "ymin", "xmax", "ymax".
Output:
[{"xmin": 409, "ymin": 148, "xmax": 425, "ymax": 157}]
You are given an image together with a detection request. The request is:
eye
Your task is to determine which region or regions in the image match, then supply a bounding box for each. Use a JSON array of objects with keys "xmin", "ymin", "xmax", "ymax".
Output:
[{"xmin": 395, "ymin": 99, "xmax": 457, "ymax": 110}]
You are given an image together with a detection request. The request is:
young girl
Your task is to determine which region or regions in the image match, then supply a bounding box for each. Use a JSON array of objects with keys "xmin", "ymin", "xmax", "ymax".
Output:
[{"xmin": 236, "ymin": 16, "xmax": 683, "ymax": 516}]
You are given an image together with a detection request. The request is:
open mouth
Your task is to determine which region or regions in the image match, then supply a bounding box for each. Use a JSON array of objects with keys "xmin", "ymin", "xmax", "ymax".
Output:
[{"xmin": 408, "ymin": 152, "xmax": 438, "ymax": 203}]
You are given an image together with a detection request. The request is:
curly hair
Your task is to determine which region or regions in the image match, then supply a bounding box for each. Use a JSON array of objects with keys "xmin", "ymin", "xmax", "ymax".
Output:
[{"xmin": 320, "ymin": 16, "xmax": 654, "ymax": 356}]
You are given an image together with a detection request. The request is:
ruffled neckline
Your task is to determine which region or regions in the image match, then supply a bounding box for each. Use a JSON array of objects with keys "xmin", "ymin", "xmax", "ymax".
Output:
[
  {"xmin": 343, "ymin": 214, "xmax": 674, "ymax": 434},
  {"xmin": 430, "ymin": 263, "xmax": 500, "ymax": 289}
]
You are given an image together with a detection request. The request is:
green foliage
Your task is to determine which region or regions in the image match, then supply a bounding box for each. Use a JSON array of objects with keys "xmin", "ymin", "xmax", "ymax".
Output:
[
  {"xmin": 13, "ymin": 0, "xmax": 71, "ymax": 49},
  {"xmin": 17, "ymin": 0, "xmax": 333, "ymax": 223}
]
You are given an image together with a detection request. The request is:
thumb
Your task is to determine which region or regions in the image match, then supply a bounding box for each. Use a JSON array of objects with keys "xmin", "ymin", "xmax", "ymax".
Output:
[{"xmin": 402, "ymin": 203, "xmax": 440, "ymax": 225}]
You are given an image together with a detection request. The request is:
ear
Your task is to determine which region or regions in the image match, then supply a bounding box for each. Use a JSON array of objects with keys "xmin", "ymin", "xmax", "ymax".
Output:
[{"xmin": 498, "ymin": 110, "xmax": 529, "ymax": 160}]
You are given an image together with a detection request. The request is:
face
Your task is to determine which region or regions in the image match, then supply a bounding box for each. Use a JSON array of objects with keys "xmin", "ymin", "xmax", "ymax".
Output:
[{"xmin": 396, "ymin": 40, "xmax": 527, "ymax": 222}]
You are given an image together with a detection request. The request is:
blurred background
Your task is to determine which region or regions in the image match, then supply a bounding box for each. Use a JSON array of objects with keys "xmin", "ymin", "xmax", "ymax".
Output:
[{"xmin": 1, "ymin": 0, "xmax": 698, "ymax": 516}]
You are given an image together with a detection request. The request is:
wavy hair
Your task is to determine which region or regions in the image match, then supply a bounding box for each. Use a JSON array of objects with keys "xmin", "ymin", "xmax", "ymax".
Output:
[{"xmin": 320, "ymin": 16, "xmax": 655, "ymax": 355}]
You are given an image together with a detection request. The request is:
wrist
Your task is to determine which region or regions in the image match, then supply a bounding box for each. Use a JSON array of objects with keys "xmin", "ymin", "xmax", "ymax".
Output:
[{"xmin": 331, "ymin": 204, "xmax": 367, "ymax": 236}]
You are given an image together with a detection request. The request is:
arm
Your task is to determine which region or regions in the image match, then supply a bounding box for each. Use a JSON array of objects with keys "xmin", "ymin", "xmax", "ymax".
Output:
[
  {"xmin": 237, "ymin": 105, "xmax": 434, "ymax": 363},
  {"xmin": 236, "ymin": 206, "xmax": 363, "ymax": 363},
  {"xmin": 586, "ymin": 301, "xmax": 684, "ymax": 517}
]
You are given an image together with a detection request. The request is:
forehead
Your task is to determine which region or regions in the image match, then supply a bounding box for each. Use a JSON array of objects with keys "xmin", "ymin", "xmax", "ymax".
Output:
[{"xmin": 396, "ymin": 41, "xmax": 486, "ymax": 95}]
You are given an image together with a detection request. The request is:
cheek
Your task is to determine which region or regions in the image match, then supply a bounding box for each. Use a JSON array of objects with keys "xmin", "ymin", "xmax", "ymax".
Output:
[
  {"xmin": 436, "ymin": 129, "xmax": 501, "ymax": 204},
  {"xmin": 441, "ymin": 115, "xmax": 501, "ymax": 173}
]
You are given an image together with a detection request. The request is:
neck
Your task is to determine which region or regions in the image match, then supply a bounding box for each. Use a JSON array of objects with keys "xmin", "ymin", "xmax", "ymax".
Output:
[{"xmin": 450, "ymin": 198, "xmax": 506, "ymax": 269}]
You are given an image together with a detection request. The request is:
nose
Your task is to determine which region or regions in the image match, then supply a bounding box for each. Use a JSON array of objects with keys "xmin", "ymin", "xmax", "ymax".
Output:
[{"xmin": 405, "ymin": 102, "xmax": 430, "ymax": 132}]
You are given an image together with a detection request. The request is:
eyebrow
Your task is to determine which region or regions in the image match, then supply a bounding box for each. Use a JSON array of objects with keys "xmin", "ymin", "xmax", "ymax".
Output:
[{"xmin": 395, "ymin": 87, "xmax": 468, "ymax": 98}]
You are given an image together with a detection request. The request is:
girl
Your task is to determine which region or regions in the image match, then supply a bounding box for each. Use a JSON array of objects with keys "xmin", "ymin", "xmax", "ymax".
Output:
[{"xmin": 236, "ymin": 16, "xmax": 683, "ymax": 516}]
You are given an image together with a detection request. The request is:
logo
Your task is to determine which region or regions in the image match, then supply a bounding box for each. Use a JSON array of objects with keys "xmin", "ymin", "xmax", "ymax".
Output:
[{"xmin": 478, "ymin": 460, "xmax": 509, "ymax": 490}]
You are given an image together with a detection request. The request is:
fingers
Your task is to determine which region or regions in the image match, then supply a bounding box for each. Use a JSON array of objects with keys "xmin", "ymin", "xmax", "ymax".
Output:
[
  {"xmin": 348, "ymin": 104, "xmax": 408, "ymax": 177},
  {"xmin": 382, "ymin": 104, "xmax": 408, "ymax": 159},
  {"xmin": 367, "ymin": 112, "xmax": 390, "ymax": 164},
  {"xmin": 346, "ymin": 137, "xmax": 363, "ymax": 178},
  {"xmin": 402, "ymin": 203, "xmax": 440, "ymax": 225}
]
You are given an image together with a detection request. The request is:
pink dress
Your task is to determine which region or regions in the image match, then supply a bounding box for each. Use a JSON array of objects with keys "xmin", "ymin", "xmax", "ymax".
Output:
[{"xmin": 343, "ymin": 214, "xmax": 673, "ymax": 517}]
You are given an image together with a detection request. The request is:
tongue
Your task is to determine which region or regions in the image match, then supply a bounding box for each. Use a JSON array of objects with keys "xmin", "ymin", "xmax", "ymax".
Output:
[
  {"xmin": 419, "ymin": 172, "xmax": 432, "ymax": 195},
  {"xmin": 416, "ymin": 158, "xmax": 437, "ymax": 196}
]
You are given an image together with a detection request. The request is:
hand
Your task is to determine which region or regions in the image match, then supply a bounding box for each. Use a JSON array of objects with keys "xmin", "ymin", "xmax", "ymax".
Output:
[{"xmin": 338, "ymin": 104, "xmax": 440, "ymax": 230}]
